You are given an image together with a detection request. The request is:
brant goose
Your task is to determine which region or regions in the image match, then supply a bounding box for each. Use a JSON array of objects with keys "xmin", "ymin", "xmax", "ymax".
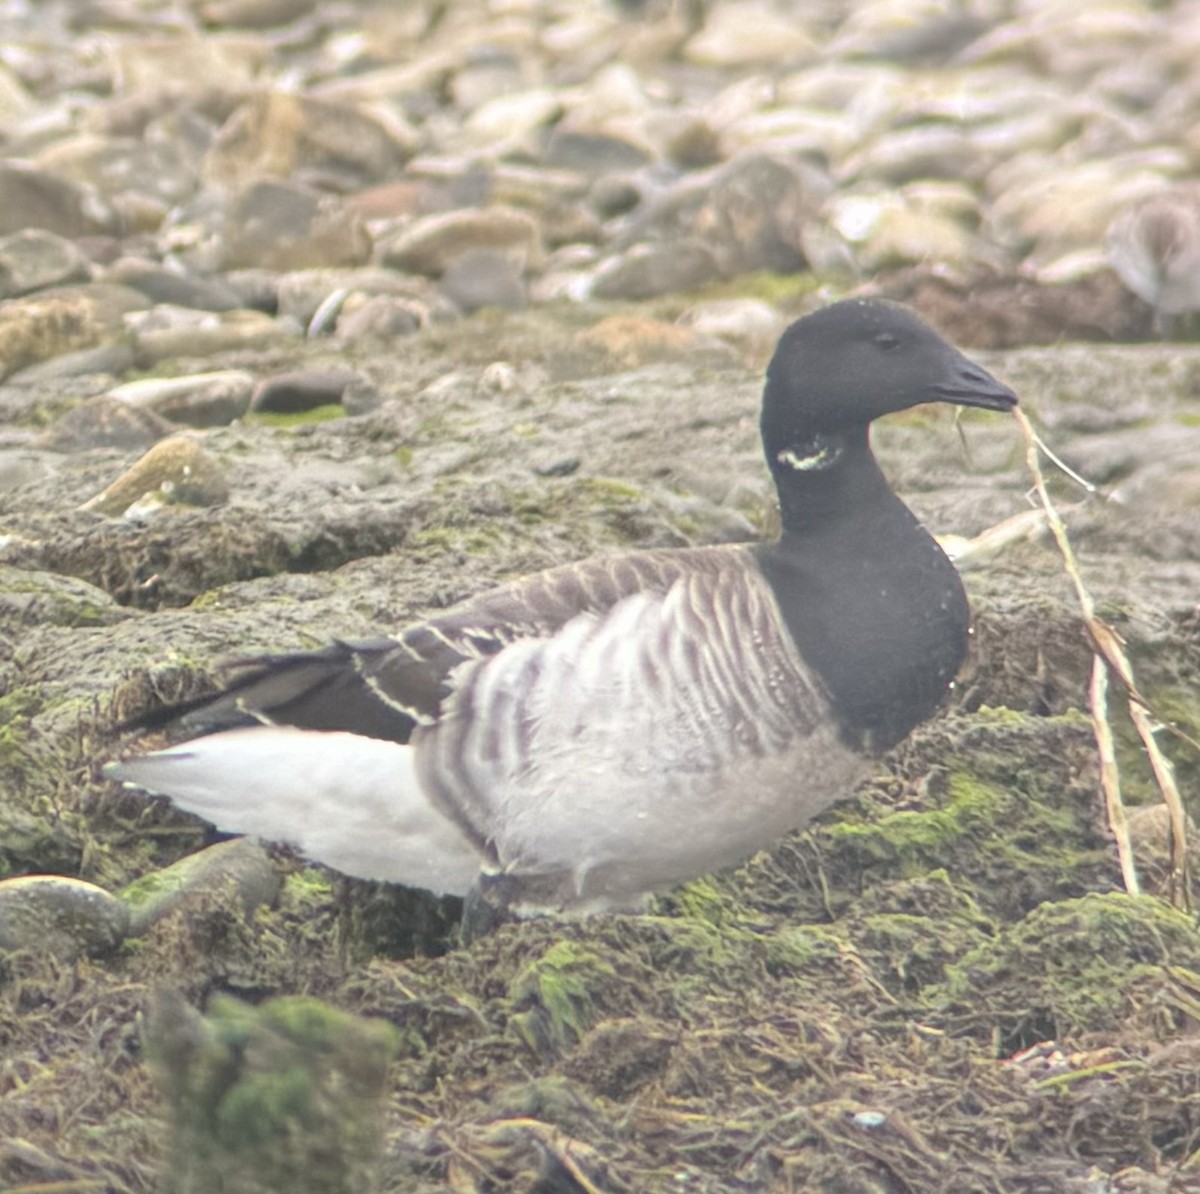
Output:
[
  {"xmin": 109, "ymin": 300, "xmax": 1017, "ymax": 925},
  {"xmin": 1107, "ymin": 186, "xmax": 1200, "ymax": 336}
]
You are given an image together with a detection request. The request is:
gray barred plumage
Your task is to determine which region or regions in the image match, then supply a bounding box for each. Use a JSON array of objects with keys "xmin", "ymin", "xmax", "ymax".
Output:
[{"xmin": 413, "ymin": 555, "xmax": 846, "ymax": 905}]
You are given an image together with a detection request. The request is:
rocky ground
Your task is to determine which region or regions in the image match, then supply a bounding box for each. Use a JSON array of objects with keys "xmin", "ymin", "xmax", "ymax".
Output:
[{"xmin": 1, "ymin": 1, "xmax": 1200, "ymax": 1192}]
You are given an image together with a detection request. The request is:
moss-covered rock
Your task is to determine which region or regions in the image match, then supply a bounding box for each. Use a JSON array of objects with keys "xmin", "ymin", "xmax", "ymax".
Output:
[
  {"xmin": 145, "ymin": 991, "xmax": 398, "ymax": 1194},
  {"xmin": 815, "ymin": 710, "xmax": 1118, "ymax": 924},
  {"xmin": 933, "ymin": 892, "xmax": 1200, "ymax": 1051}
]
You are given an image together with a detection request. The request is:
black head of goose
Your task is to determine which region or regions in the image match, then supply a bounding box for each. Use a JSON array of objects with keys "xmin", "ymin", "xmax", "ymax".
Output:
[{"xmin": 108, "ymin": 299, "xmax": 1017, "ymax": 932}]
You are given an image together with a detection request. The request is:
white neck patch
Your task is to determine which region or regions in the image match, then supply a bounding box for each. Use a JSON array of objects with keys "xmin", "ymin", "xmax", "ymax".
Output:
[{"xmin": 777, "ymin": 441, "xmax": 843, "ymax": 472}]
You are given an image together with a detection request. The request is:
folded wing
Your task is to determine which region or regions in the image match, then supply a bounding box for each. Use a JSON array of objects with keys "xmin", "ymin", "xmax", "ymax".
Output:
[{"xmin": 416, "ymin": 566, "xmax": 860, "ymax": 905}]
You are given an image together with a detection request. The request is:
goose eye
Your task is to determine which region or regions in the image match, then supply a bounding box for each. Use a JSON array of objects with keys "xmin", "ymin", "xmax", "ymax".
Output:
[{"xmin": 874, "ymin": 332, "xmax": 900, "ymax": 350}]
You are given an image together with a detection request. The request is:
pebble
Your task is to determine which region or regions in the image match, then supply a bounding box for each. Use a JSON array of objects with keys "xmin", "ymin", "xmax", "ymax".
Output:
[
  {"xmin": 80, "ymin": 436, "xmax": 230, "ymax": 516},
  {"xmin": 0, "ymin": 62, "xmax": 35, "ymax": 124},
  {"xmin": 440, "ymin": 246, "xmax": 529, "ymax": 312},
  {"xmin": 106, "ymin": 258, "xmax": 243, "ymax": 313},
  {"xmin": 250, "ymin": 368, "xmax": 360, "ymax": 414},
  {"xmin": 334, "ymin": 293, "xmax": 426, "ymax": 340},
  {"xmin": 0, "ymin": 0, "xmax": 1189, "ymax": 409},
  {"xmin": 841, "ymin": 124, "xmax": 985, "ymax": 187},
  {"xmin": 378, "ymin": 205, "xmax": 543, "ymax": 277},
  {"xmin": 117, "ymin": 838, "xmax": 282, "ymax": 938},
  {"xmin": 590, "ymin": 240, "xmax": 721, "ymax": 301},
  {"xmin": 655, "ymin": 112, "xmax": 722, "ymax": 170},
  {"xmin": 219, "ymin": 179, "xmax": 372, "ymax": 272},
  {"xmin": 0, "ymin": 282, "xmax": 147, "ymax": 380},
  {"xmin": 0, "ymin": 874, "xmax": 131, "ymax": 957},
  {"xmin": 198, "ymin": 0, "xmax": 319, "ymax": 29},
  {"xmin": 544, "ymin": 129, "xmax": 654, "ymax": 176},
  {"xmin": 829, "ymin": 189, "xmax": 979, "ymax": 271},
  {"xmin": 105, "ymin": 369, "xmax": 256, "ymax": 427},
  {"xmin": 1106, "ymin": 185, "xmax": 1200, "ymax": 334},
  {"xmin": 502, "ymin": 191, "xmax": 599, "ymax": 251},
  {"xmin": 107, "ymin": 33, "xmax": 266, "ymax": 97},
  {"xmin": 272, "ymin": 266, "xmax": 440, "ymax": 330},
  {"xmin": 5, "ymin": 341, "xmax": 136, "ymax": 383},
  {"xmin": 990, "ymin": 159, "xmax": 1169, "ymax": 266},
  {"xmin": 132, "ymin": 309, "xmax": 301, "ymax": 366},
  {"xmin": 458, "ymin": 88, "xmax": 563, "ymax": 156},
  {"xmin": 40, "ymin": 394, "xmax": 174, "ymax": 452},
  {"xmin": 589, "ymin": 175, "xmax": 643, "ymax": 220},
  {"xmin": 0, "ymin": 562, "xmax": 130, "ymax": 627},
  {"xmin": 306, "ymin": 287, "xmax": 351, "ymax": 335},
  {"xmin": 678, "ymin": 298, "xmax": 787, "ymax": 365},
  {"xmin": 0, "ymin": 162, "xmax": 120, "ymax": 239},
  {"xmin": 478, "ymin": 360, "xmax": 520, "ymax": 394},
  {"xmin": 341, "ymin": 378, "xmax": 385, "ymax": 416},
  {"xmin": 0, "ymin": 229, "xmax": 92, "ymax": 299},
  {"xmin": 450, "ymin": 48, "xmax": 529, "ymax": 113},
  {"xmin": 217, "ymin": 268, "xmax": 282, "ymax": 313},
  {"xmin": 37, "ymin": 133, "xmax": 200, "ymax": 211},
  {"xmin": 203, "ymin": 91, "xmax": 416, "ymax": 192},
  {"xmin": 683, "ymin": 3, "xmax": 818, "ymax": 67},
  {"xmin": 628, "ymin": 152, "xmax": 830, "ymax": 279}
]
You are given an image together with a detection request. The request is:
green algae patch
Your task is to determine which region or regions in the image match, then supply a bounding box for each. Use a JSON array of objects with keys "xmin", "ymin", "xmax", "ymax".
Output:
[
  {"xmin": 645, "ymin": 912, "xmax": 752, "ymax": 985},
  {"xmin": 407, "ymin": 523, "xmax": 508, "ymax": 556},
  {"xmin": 0, "ymin": 686, "xmax": 97, "ymax": 880},
  {"xmin": 145, "ymin": 991, "xmax": 397, "ymax": 1194},
  {"xmin": 663, "ymin": 873, "xmax": 750, "ymax": 928},
  {"xmin": 507, "ymin": 941, "xmax": 619, "ymax": 1057},
  {"xmin": 243, "ymin": 404, "xmax": 345, "ymax": 429},
  {"xmin": 0, "ymin": 685, "xmax": 40, "ymax": 779},
  {"xmin": 933, "ymin": 892, "xmax": 1200, "ymax": 1051},
  {"xmin": 577, "ymin": 475, "xmax": 650, "ymax": 506},
  {"xmin": 761, "ymin": 923, "xmax": 844, "ymax": 976},
  {"xmin": 856, "ymin": 910, "xmax": 981, "ymax": 993},
  {"xmin": 816, "ymin": 710, "xmax": 1116, "ymax": 925},
  {"xmin": 828, "ymin": 771, "xmax": 1001, "ymax": 871},
  {"xmin": 283, "ymin": 867, "xmax": 333, "ymax": 902}
]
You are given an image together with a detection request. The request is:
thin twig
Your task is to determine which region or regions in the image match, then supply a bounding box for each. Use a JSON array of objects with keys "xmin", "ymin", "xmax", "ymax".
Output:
[
  {"xmin": 495, "ymin": 1119, "xmax": 610, "ymax": 1194},
  {"xmin": 1089, "ymin": 655, "xmax": 1138, "ymax": 895},
  {"xmin": 1013, "ymin": 406, "xmax": 1190, "ymax": 908},
  {"xmin": 1024, "ymin": 423, "xmax": 1101, "ymax": 495}
]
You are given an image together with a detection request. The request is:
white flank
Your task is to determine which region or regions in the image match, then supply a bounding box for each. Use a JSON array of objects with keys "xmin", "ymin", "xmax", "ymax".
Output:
[{"xmin": 107, "ymin": 727, "xmax": 481, "ymax": 896}]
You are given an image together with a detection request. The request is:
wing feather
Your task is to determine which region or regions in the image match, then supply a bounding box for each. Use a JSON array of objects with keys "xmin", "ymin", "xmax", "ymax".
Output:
[
  {"xmin": 143, "ymin": 546, "xmax": 752, "ymax": 742},
  {"xmin": 414, "ymin": 565, "xmax": 859, "ymax": 901}
]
